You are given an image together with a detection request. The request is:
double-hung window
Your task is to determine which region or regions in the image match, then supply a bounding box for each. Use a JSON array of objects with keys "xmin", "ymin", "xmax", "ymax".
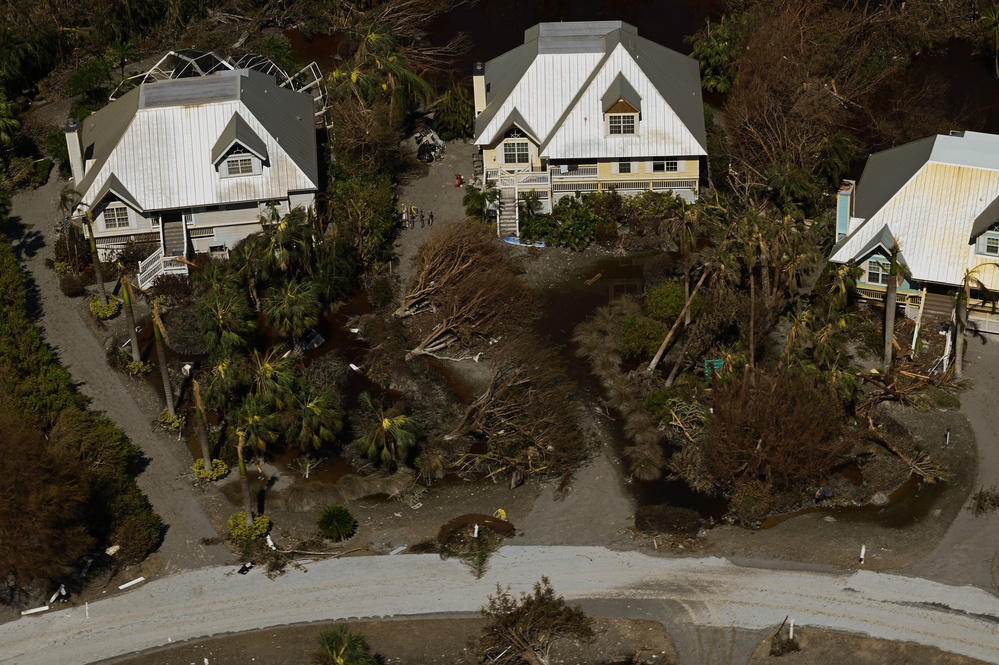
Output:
[
  {"xmin": 503, "ymin": 141, "xmax": 529, "ymax": 164},
  {"xmin": 608, "ymin": 114, "xmax": 636, "ymax": 135},
  {"xmin": 618, "ymin": 160, "xmax": 632, "ymax": 174},
  {"xmin": 103, "ymin": 204, "xmax": 130, "ymax": 229},
  {"xmin": 224, "ymin": 146, "xmax": 256, "ymax": 176},
  {"xmin": 977, "ymin": 233, "xmax": 999, "ymax": 255},
  {"xmin": 867, "ymin": 260, "xmax": 891, "ymax": 286},
  {"xmin": 653, "ymin": 159, "xmax": 678, "ymax": 173}
]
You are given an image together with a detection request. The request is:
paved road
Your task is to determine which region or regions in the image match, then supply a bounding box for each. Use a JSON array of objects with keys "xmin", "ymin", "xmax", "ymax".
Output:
[{"xmin": 3, "ymin": 547, "xmax": 998, "ymax": 665}]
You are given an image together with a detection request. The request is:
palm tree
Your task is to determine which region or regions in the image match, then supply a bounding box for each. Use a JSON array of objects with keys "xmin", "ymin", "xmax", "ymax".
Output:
[
  {"xmin": 82, "ymin": 209, "xmax": 108, "ymax": 306},
  {"xmin": 192, "ymin": 379, "xmax": 213, "ymax": 469},
  {"xmin": 312, "ymin": 625, "xmax": 379, "ymax": 665},
  {"xmin": 263, "ymin": 279, "xmax": 324, "ymax": 341},
  {"xmin": 354, "ymin": 392, "xmax": 419, "ymax": 469},
  {"xmin": 150, "ymin": 300, "xmax": 174, "ymax": 417},
  {"xmin": 288, "ymin": 385, "xmax": 343, "ymax": 451},
  {"xmin": 462, "ymin": 182, "xmax": 499, "ymax": 220},
  {"xmin": 196, "ymin": 282, "xmax": 256, "ymax": 359},
  {"xmin": 668, "ymin": 200, "xmax": 703, "ymax": 326},
  {"xmin": 882, "ymin": 242, "xmax": 903, "ymax": 373},
  {"xmin": 119, "ymin": 270, "xmax": 141, "ymax": 362},
  {"xmin": 232, "ymin": 394, "xmax": 279, "ymax": 526},
  {"xmin": 248, "ymin": 346, "xmax": 297, "ymax": 409},
  {"xmin": 954, "ymin": 263, "xmax": 999, "ymax": 379}
]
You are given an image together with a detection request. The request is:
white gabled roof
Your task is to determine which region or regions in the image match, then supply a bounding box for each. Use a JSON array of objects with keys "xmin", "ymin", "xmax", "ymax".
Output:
[
  {"xmin": 473, "ymin": 21, "xmax": 707, "ymax": 160},
  {"xmin": 830, "ymin": 132, "xmax": 999, "ymax": 286},
  {"xmin": 75, "ymin": 69, "xmax": 318, "ymax": 214}
]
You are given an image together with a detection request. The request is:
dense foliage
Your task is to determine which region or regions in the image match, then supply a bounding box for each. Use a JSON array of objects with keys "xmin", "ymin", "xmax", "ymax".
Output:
[{"xmin": 0, "ymin": 241, "xmax": 161, "ymax": 603}]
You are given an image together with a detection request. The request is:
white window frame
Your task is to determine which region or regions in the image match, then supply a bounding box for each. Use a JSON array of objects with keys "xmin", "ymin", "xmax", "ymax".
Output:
[
  {"xmin": 221, "ymin": 146, "xmax": 260, "ymax": 177},
  {"xmin": 607, "ymin": 113, "xmax": 637, "ymax": 136},
  {"xmin": 102, "ymin": 204, "xmax": 131, "ymax": 230},
  {"xmin": 503, "ymin": 141, "xmax": 530, "ymax": 164},
  {"xmin": 977, "ymin": 232, "xmax": 999, "ymax": 256},
  {"xmin": 617, "ymin": 160, "xmax": 632, "ymax": 174},
  {"xmin": 866, "ymin": 260, "xmax": 891, "ymax": 286},
  {"xmin": 653, "ymin": 159, "xmax": 679, "ymax": 173}
]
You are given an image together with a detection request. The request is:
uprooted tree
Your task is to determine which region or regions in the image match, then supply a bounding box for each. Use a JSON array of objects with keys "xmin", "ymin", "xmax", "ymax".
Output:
[
  {"xmin": 395, "ymin": 224, "xmax": 506, "ymax": 318},
  {"xmin": 478, "ymin": 577, "xmax": 594, "ymax": 665},
  {"xmin": 447, "ymin": 338, "xmax": 584, "ymax": 478}
]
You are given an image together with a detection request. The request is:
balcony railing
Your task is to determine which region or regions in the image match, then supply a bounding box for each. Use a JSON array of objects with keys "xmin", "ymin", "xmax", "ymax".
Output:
[
  {"xmin": 855, "ymin": 285, "xmax": 922, "ymax": 307},
  {"xmin": 551, "ymin": 166, "xmax": 599, "ymax": 178}
]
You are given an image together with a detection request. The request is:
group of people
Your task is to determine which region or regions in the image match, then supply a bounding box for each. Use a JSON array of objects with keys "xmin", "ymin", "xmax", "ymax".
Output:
[{"xmin": 402, "ymin": 205, "xmax": 434, "ymax": 230}]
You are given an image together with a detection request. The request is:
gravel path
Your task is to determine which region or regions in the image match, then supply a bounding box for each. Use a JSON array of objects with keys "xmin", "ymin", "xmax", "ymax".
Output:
[
  {"xmin": 7, "ymin": 172, "xmax": 229, "ymax": 575},
  {"xmin": 906, "ymin": 338, "xmax": 999, "ymax": 589},
  {"xmin": 2, "ymin": 548, "xmax": 998, "ymax": 665}
]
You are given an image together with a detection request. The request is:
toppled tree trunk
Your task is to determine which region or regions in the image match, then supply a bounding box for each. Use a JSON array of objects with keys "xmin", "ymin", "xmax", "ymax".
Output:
[
  {"xmin": 407, "ymin": 270, "xmax": 528, "ymax": 358},
  {"xmin": 396, "ymin": 225, "xmax": 504, "ymax": 318}
]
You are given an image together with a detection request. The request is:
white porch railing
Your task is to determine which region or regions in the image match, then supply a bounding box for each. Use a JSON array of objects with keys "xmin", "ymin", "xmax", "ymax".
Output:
[
  {"xmin": 550, "ymin": 166, "xmax": 599, "ymax": 178},
  {"xmin": 137, "ymin": 248, "xmax": 189, "ymax": 290}
]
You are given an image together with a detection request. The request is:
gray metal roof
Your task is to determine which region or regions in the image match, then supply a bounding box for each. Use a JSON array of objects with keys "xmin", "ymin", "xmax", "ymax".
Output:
[
  {"xmin": 601, "ymin": 73, "xmax": 641, "ymax": 112},
  {"xmin": 74, "ymin": 68, "xmax": 318, "ymax": 214},
  {"xmin": 971, "ymin": 194, "xmax": 999, "ymax": 239},
  {"xmin": 91, "ymin": 173, "xmax": 142, "ymax": 211},
  {"xmin": 854, "ymin": 223, "xmax": 908, "ymax": 268},
  {"xmin": 211, "ymin": 112, "xmax": 269, "ymax": 164},
  {"xmin": 474, "ymin": 21, "xmax": 706, "ymax": 159},
  {"xmin": 139, "ymin": 73, "xmax": 240, "ymax": 109},
  {"xmin": 854, "ymin": 136, "xmax": 935, "ymax": 220}
]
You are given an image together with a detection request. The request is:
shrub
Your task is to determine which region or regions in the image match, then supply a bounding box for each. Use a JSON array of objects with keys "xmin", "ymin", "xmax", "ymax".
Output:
[
  {"xmin": 59, "ymin": 274, "xmax": 86, "ymax": 297},
  {"xmin": 157, "ymin": 410, "xmax": 185, "ymax": 431},
  {"xmin": 317, "ymin": 505, "xmax": 358, "ymax": 542},
  {"xmin": 228, "ymin": 512, "xmax": 271, "ymax": 544},
  {"xmin": 89, "ymin": 295, "xmax": 121, "ymax": 320},
  {"xmin": 53, "ymin": 261, "xmax": 74, "ymax": 277},
  {"xmin": 925, "ymin": 386, "xmax": 960, "ymax": 410},
  {"xmin": 127, "ymin": 360, "xmax": 151, "ymax": 376},
  {"xmin": 193, "ymin": 458, "xmax": 230, "ymax": 481},
  {"xmin": 703, "ymin": 369, "xmax": 848, "ymax": 490},
  {"xmin": 646, "ymin": 280, "xmax": 700, "ymax": 321},
  {"xmin": 312, "ymin": 626, "xmax": 379, "ymax": 665}
]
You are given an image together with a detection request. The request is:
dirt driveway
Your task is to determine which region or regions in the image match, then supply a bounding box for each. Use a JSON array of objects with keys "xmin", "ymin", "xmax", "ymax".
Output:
[{"xmin": 7, "ymin": 172, "xmax": 230, "ymax": 577}]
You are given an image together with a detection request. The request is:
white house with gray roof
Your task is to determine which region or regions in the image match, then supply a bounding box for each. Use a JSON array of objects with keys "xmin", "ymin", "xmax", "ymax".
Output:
[
  {"xmin": 65, "ymin": 67, "xmax": 319, "ymax": 288},
  {"xmin": 831, "ymin": 130, "xmax": 999, "ymax": 331},
  {"xmin": 471, "ymin": 21, "xmax": 707, "ymax": 237}
]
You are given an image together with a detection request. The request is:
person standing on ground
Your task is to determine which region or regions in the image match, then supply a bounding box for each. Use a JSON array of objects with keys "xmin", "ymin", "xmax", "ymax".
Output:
[{"xmin": 428, "ymin": 211, "xmax": 434, "ymax": 227}]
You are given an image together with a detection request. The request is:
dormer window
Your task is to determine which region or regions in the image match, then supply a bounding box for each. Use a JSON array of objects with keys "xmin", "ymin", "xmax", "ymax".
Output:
[
  {"xmin": 608, "ymin": 114, "xmax": 636, "ymax": 135},
  {"xmin": 103, "ymin": 203, "xmax": 131, "ymax": 229},
  {"xmin": 224, "ymin": 146, "xmax": 258, "ymax": 177}
]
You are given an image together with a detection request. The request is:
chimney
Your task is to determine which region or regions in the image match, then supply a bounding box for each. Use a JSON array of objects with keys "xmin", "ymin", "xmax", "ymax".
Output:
[
  {"xmin": 65, "ymin": 118, "xmax": 85, "ymax": 184},
  {"xmin": 836, "ymin": 179, "xmax": 855, "ymax": 241},
  {"xmin": 473, "ymin": 62, "xmax": 486, "ymax": 116}
]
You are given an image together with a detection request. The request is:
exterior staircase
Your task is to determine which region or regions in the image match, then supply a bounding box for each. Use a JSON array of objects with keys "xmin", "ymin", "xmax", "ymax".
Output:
[
  {"xmin": 162, "ymin": 217, "xmax": 187, "ymax": 257},
  {"xmin": 497, "ymin": 188, "xmax": 518, "ymax": 238},
  {"xmin": 922, "ymin": 292, "xmax": 953, "ymax": 321}
]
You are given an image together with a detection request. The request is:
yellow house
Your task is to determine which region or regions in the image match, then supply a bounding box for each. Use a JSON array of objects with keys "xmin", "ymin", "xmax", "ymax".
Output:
[{"xmin": 472, "ymin": 21, "xmax": 708, "ymax": 237}]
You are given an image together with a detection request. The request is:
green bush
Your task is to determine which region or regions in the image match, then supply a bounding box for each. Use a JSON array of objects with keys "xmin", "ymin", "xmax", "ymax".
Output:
[
  {"xmin": 228, "ymin": 512, "xmax": 272, "ymax": 544},
  {"xmin": 646, "ymin": 280, "xmax": 701, "ymax": 321},
  {"xmin": 317, "ymin": 505, "xmax": 358, "ymax": 542},
  {"xmin": 193, "ymin": 458, "xmax": 230, "ymax": 481},
  {"xmin": 925, "ymin": 386, "xmax": 960, "ymax": 410},
  {"xmin": 59, "ymin": 274, "xmax": 86, "ymax": 298},
  {"xmin": 89, "ymin": 294, "xmax": 121, "ymax": 320},
  {"xmin": 126, "ymin": 360, "xmax": 151, "ymax": 376},
  {"xmin": 157, "ymin": 410, "xmax": 185, "ymax": 431}
]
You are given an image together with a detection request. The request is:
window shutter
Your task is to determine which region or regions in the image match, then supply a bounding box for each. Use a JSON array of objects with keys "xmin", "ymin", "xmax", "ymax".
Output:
[{"xmin": 611, "ymin": 161, "xmax": 618, "ymax": 175}]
